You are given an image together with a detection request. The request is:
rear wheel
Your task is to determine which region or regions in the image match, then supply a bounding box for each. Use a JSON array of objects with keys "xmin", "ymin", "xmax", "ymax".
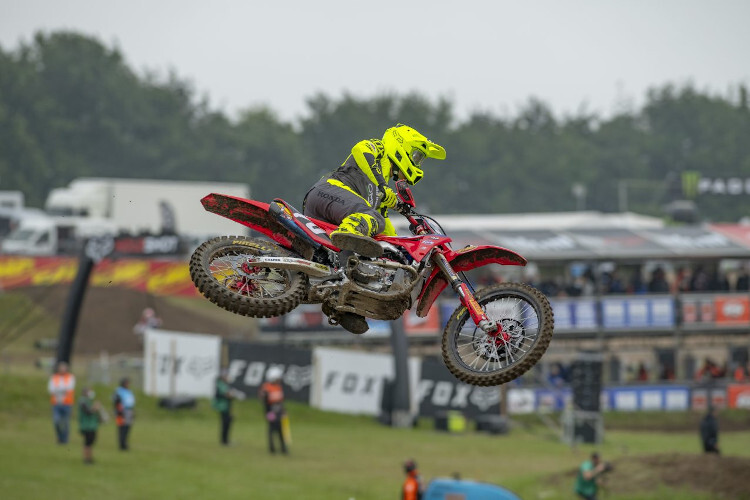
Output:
[
  {"xmin": 442, "ymin": 282, "xmax": 554, "ymax": 387},
  {"xmin": 189, "ymin": 236, "xmax": 307, "ymax": 317}
]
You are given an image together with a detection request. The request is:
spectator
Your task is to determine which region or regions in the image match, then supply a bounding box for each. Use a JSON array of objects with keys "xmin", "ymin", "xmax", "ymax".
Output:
[
  {"xmin": 659, "ymin": 363, "xmax": 675, "ymax": 381},
  {"xmin": 636, "ymin": 362, "xmax": 649, "ymax": 382},
  {"xmin": 711, "ymin": 271, "xmax": 730, "ymax": 292},
  {"xmin": 601, "ymin": 270, "xmax": 625, "ymax": 294},
  {"xmin": 735, "ymin": 266, "xmax": 750, "ymax": 291},
  {"xmin": 648, "ymin": 267, "xmax": 670, "ymax": 293},
  {"xmin": 734, "ymin": 362, "xmax": 749, "ymax": 382},
  {"xmin": 212, "ymin": 369, "xmax": 244, "ymax": 446},
  {"xmin": 700, "ymin": 408, "xmax": 720, "ymax": 455},
  {"xmin": 689, "ymin": 266, "xmax": 711, "ymax": 292},
  {"xmin": 402, "ymin": 459, "xmax": 424, "ymax": 500},
  {"xmin": 695, "ymin": 358, "xmax": 723, "ymax": 381},
  {"xmin": 133, "ymin": 307, "xmax": 162, "ymax": 338},
  {"xmin": 48, "ymin": 361, "xmax": 76, "ymax": 444},
  {"xmin": 78, "ymin": 387, "xmax": 103, "ymax": 464},
  {"xmin": 259, "ymin": 367, "xmax": 288, "ymax": 455},
  {"xmin": 574, "ymin": 452, "xmax": 610, "ymax": 500},
  {"xmin": 112, "ymin": 377, "xmax": 135, "ymax": 451},
  {"xmin": 675, "ymin": 266, "xmax": 691, "ymax": 293},
  {"xmin": 547, "ymin": 363, "xmax": 566, "ymax": 388}
]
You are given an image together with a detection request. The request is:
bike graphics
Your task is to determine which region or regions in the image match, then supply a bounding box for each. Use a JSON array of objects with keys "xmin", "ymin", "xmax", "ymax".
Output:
[{"xmin": 190, "ymin": 181, "xmax": 554, "ymax": 386}]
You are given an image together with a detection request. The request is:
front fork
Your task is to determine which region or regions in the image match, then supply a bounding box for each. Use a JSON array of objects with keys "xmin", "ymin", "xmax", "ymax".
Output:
[{"xmin": 431, "ymin": 251, "xmax": 510, "ymax": 342}]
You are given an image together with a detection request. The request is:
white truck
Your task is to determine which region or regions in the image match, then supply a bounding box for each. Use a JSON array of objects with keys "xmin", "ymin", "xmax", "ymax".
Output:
[
  {"xmin": 1, "ymin": 178, "xmax": 251, "ymax": 256},
  {"xmin": 44, "ymin": 178, "xmax": 250, "ymax": 237},
  {"xmin": 1, "ymin": 214, "xmax": 118, "ymax": 256}
]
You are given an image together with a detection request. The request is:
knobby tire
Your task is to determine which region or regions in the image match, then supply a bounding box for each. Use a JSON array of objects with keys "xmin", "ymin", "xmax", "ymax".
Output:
[
  {"xmin": 441, "ymin": 282, "xmax": 554, "ymax": 387},
  {"xmin": 189, "ymin": 235, "xmax": 307, "ymax": 318}
]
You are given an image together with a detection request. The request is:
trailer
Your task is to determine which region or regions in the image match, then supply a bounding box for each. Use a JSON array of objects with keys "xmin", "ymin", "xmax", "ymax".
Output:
[{"xmin": 44, "ymin": 177, "xmax": 250, "ymax": 238}]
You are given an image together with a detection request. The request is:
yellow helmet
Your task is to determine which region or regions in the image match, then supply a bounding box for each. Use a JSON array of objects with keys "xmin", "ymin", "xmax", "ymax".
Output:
[{"xmin": 382, "ymin": 124, "xmax": 446, "ymax": 185}]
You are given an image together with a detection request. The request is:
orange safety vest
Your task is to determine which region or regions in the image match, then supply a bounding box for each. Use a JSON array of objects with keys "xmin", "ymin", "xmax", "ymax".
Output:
[
  {"xmin": 261, "ymin": 382, "xmax": 284, "ymax": 405},
  {"xmin": 49, "ymin": 373, "xmax": 75, "ymax": 405},
  {"xmin": 402, "ymin": 475, "xmax": 422, "ymax": 500}
]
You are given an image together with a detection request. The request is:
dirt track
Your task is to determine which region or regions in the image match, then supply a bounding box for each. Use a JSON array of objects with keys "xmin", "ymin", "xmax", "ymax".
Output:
[
  {"xmin": 17, "ymin": 285, "xmax": 257, "ymax": 355},
  {"xmin": 552, "ymin": 453, "xmax": 750, "ymax": 499}
]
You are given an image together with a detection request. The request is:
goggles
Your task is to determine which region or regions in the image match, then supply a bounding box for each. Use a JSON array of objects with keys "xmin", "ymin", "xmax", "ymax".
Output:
[{"xmin": 410, "ymin": 148, "xmax": 426, "ymax": 166}]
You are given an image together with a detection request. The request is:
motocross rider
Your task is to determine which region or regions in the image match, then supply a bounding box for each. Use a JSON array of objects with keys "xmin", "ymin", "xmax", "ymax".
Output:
[{"xmin": 303, "ymin": 124, "xmax": 446, "ymax": 259}]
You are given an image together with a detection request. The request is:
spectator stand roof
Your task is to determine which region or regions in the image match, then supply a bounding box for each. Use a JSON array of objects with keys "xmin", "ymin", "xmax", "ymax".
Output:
[{"xmin": 392, "ymin": 211, "xmax": 750, "ymax": 262}]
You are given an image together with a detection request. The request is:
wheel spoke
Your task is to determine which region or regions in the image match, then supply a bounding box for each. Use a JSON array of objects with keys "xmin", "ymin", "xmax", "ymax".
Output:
[
  {"xmin": 210, "ymin": 251, "xmax": 293, "ymax": 299},
  {"xmin": 452, "ymin": 287, "xmax": 546, "ymax": 377}
]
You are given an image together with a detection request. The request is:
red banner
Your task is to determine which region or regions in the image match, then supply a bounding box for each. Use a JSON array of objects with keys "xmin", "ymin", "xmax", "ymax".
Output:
[
  {"xmin": 0, "ymin": 256, "xmax": 198, "ymax": 297},
  {"xmin": 714, "ymin": 296, "xmax": 750, "ymax": 325},
  {"xmin": 727, "ymin": 384, "xmax": 750, "ymax": 409}
]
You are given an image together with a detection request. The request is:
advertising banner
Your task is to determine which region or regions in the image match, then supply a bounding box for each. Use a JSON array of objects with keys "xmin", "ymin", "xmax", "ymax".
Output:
[
  {"xmin": 0, "ymin": 256, "xmax": 197, "ymax": 296},
  {"xmin": 310, "ymin": 347, "xmax": 421, "ymax": 415},
  {"xmin": 418, "ymin": 357, "xmax": 500, "ymax": 418},
  {"xmin": 681, "ymin": 295, "xmax": 716, "ymax": 327},
  {"xmin": 691, "ymin": 387, "xmax": 727, "ymax": 410},
  {"xmin": 226, "ymin": 341, "xmax": 313, "ymax": 403},
  {"xmin": 714, "ymin": 296, "xmax": 750, "ymax": 326},
  {"xmin": 550, "ymin": 299, "xmax": 598, "ymax": 333},
  {"xmin": 601, "ymin": 297, "xmax": 674, "ymax": 330},
  {"xmin": 143, "ymin": 329, "xmax": 221, "ymax": 397},
  {"xmin": 727, "ymin": 384, "xmax": 750, "ymax": 409},
  {"xmin": 604, "ymin": 385, "xmax": 690, "ymax": 411},
  {"xmin": 508, "ymin": 389, "xmax": 536, "ymax": 414},
  {"xmin": 535, "ymin": 388, "xmax": 571, "ymax": 412}
]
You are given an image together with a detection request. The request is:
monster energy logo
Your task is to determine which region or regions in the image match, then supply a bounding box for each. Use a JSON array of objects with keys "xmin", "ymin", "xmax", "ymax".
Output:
[
  {"xmin": 682, "ymin": 172, "xmax": 750, "ymax": 197},
  {"xmin": 682, "ymin": 171, "xmax": 700, "ymax": 199}
]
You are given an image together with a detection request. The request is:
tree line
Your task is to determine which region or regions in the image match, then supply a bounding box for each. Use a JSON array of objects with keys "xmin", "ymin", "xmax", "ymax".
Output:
[{"xmin": 2, "ymin": 31, "xmax": 750, "ymax": 221}]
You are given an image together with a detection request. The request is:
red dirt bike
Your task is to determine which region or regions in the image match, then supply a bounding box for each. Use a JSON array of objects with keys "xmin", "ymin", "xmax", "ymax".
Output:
[{"xmin": 189, "ymin": 180, "xmax": 554, "ymax": 386}]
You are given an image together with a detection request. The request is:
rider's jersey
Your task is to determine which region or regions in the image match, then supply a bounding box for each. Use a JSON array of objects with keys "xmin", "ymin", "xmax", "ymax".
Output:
[{"xmin": 324, "ymin": 139, "xmax": 397, "ymax": 235}]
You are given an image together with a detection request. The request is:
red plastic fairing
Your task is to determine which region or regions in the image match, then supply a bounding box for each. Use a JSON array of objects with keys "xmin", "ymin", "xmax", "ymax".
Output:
[
  {"xmin": 200, "ymin": 193, "xmax": 323, "ymax": 259},
  {"xmin": 378, "ymin": 234, "xmax": 453, "ymax": 262},
  {"xmin": 415, "ymin": 245, "xmax": 527, "ymax": 317},
  {"xmin": 271, "ymin": 199, "xmax": 340, "ymax": 251}
]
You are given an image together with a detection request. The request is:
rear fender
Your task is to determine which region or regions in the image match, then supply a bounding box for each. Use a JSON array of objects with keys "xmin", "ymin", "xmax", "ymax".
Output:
[
  {"xmin": 415, "ymin": 245, "xmax": 527, "ymax": 317},
  {"xmin": 201, "ymin": 193, "xmax": 315, "ymax": 259}
]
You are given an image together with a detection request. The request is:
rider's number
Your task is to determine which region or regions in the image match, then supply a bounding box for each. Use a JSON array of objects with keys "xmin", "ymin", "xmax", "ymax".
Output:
[{"xmin": 294, "ymin": 212, "xmax": 327, "ymax": 235}]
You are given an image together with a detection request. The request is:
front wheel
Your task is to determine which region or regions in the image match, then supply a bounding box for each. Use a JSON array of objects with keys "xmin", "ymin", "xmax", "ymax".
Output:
[
  {"xmin": 442, "ymin": 282, "xmax": 554, "ymax": 387},
  {"xmin": 189, "ymin": 236, "xmax": 307, "ymax": 318}
]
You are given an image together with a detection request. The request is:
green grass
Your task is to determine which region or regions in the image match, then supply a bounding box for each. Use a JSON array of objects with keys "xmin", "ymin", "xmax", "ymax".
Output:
[{"xmin": 1, "ymin": 373, "xmax": 749, "ymax": 500}]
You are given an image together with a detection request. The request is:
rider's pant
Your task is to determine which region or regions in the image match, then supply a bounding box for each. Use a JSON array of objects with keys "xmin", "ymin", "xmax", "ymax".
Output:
[{"xmin": 303, "ymin": 179, "xmax": 385, "ymax": 237}]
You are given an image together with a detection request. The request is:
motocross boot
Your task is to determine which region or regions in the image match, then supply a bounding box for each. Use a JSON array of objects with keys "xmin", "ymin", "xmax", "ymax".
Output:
[{"xmin": 330, "ymin": 213, "xmax": 383, "ymax": 259}]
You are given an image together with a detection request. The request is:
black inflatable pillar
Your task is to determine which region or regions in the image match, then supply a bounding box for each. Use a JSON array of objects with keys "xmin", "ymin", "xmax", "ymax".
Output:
[
  {"xmin": 389, "ymin": 316, "xmax": 411, "ymax": 426},
  {"xmin": 56, "ymin": 237, "xmax": 113, "ymax": 366}
]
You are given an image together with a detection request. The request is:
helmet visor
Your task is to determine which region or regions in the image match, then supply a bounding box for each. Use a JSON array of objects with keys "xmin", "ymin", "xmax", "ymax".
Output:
[{"xmin": 410, "ymin": 149, "xmax": 426, "ymax": 166}]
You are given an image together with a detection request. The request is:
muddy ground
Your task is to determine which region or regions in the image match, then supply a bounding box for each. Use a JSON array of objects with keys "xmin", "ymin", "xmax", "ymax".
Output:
[
  {"xmin": 15, "ymin": 285, "xmax": 258, "ymax": 356},
  {"xmin": 549, "ymin": 453, "xmax": 750, "ymax": 499}
]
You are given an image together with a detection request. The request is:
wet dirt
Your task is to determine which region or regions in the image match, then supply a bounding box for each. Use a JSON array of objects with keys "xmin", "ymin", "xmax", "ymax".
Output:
[
  {"xmin": 15, "ymin": 285, "xmax": 256, "ymax": 355},
  {"xmin": 549, "ymin": 453, "xmax": 750, "ymax": 499}
]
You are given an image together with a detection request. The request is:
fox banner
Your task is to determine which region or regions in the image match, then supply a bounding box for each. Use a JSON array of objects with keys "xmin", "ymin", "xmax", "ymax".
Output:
[
  {"xmin": 143, "ymin": 329, "xmax": 221, "ymax": 397},
  {"xmin": 418, "ymin": 356, "xmax": 501, "ymax": 418},
  {"xmin": 225, "ymin": 341, "xmax": 313, "ymax": 403},
  {"xmin": 310, "ymin": 347, "xmax": 421, "ymax": 416}
]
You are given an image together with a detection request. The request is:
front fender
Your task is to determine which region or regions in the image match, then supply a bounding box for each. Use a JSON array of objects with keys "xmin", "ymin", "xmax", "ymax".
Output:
[{"xmin": 415, "ymin": 245, "xmax": 527, "ymax": 318}]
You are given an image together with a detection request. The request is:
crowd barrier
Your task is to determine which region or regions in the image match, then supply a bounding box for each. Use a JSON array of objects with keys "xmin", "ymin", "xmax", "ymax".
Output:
[
  {"xmin": 141, "ymin": 332, "xmax": 750, "ymax": 418},
  {"xmin": 259, "ymin": 295, "xmax": 750, "ymax": 336},
  {"xmin": 3, "ymin": 256, "xmax": 750, "ymax": 335}
]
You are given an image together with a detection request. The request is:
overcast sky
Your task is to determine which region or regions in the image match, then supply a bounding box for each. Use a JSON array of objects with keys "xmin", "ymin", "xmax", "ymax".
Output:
[{"xmin": 2, "ymin": 0, "xmax": 748, "ymax": 123}]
